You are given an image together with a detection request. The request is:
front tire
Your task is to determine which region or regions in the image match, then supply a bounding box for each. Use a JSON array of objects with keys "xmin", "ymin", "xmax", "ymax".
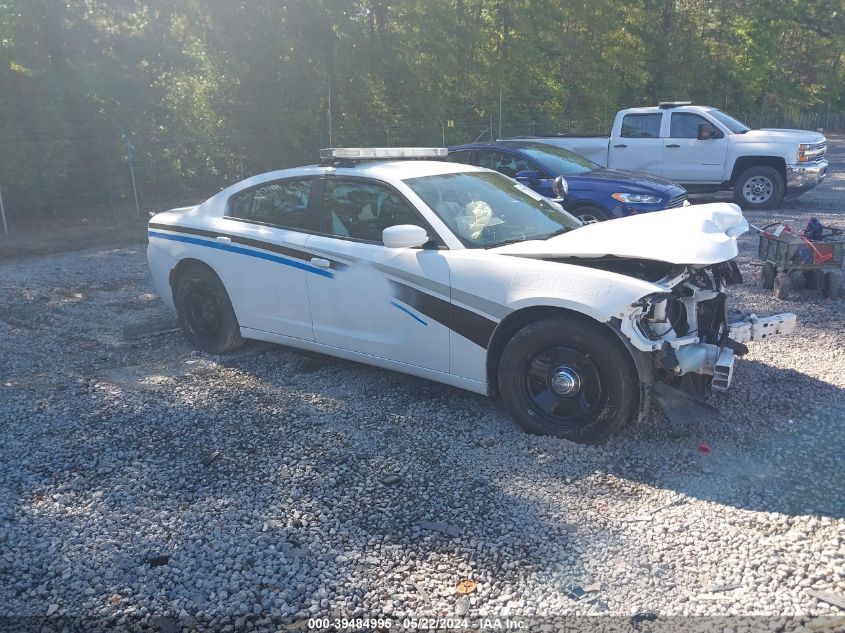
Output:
[
  {"xmin": 497, "ymin": 317, "xmax": 639, "ymax": 443},
  {"xmin": 734, "ymin": 166, "xmax": 784, "ymax": 210},
  {"xmin": 173, "ymin": 263, "xmax": 244, "ymax": 354},
  {"xmin": 572, "ymin": 204, "xmax": 612, "ymax": 224}
]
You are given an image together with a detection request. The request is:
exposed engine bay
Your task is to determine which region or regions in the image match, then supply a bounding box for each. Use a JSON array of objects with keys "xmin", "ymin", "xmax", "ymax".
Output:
[{"xmin": 558, "ymin": 256, "xmax": 797, "ymax": 397}]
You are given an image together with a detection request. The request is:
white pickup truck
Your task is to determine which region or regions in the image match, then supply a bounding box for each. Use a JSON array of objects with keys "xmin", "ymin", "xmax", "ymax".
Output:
[{"xmin": 529, "ymin": 103, "xmax": 828, "ymax": 210}]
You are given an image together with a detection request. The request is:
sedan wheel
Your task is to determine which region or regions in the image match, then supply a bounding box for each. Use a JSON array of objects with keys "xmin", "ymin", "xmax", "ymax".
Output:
[
  {"xmin": 498, "ymin": 316, "xmax": 638, "ymax": 443},
  {"xmin": 174, "ymin": 264, "xmax": 244, "ymax": 354},
  {"xmin": 574, "ymin": 205, "xmax": 612, "ymax": 224}
]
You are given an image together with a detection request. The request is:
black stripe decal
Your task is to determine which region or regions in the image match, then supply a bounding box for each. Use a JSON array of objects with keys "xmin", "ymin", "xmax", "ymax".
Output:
[
  {"xmin": 149, "ymin": 222, "xmax": 348, "ymax": 271},
  {"xmin": 390, "ymin": 281, "xmax": 498, "ymax": 349},
  {"xmin": 450, "ymin": 303, "xmax": 498, "ymax": 349}
]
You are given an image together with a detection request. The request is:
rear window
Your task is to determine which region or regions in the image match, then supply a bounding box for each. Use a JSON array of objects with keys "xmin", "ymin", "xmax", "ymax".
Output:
[{"xmin": 621, "ymin": 114, "xmax": 662, "ymax": 138}]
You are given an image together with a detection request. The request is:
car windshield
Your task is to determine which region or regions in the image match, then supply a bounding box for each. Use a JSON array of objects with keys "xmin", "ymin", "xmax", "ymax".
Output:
[
  {"xmin": 708, "ymin": 109, "xmax": 751, "ymax": 134},
  {"xmin": 404, "ymin": 171, "xmax": 581, "ymax": 248},
  {"xmin": 501, "ymin": 142, "xmax": 597, "ymax": 175}
]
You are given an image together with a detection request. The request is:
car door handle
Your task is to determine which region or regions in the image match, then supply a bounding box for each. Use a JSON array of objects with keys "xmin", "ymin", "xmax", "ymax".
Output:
[
  {"xmin": 613, "ymin": 144, "xmax": 627, "ymax": 148},
  {"xmin": 216, "ymin": 236, "xmax": 232, "ymax": 244},
  {"xmin": 665, "ymin": 144, "xmax": 680, "ymax": 148},
  {"xmin": 310, "ymin": 257, "xmax": 331, "ymax": 268}
]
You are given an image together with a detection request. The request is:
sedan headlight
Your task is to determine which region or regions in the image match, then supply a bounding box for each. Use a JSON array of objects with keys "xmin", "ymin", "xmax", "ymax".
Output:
[{"xmin": 611, "ymin": 192, "xmax": 663, "ymax": 204}]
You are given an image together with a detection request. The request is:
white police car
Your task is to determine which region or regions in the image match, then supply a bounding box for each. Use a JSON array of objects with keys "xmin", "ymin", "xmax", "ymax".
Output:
[{"xmin": 147, "ymin": 148, "xmax": 796, "ymax": 442}]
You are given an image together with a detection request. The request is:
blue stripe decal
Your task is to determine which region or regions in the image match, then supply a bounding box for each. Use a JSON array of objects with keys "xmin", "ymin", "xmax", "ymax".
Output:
[
  {"xmin": 390, "ymin": 300, "xmax": 428, "ymax": 326},
  {"xmin": 148, "ymin": 230, "xmax": 335, "ymax": 279}
]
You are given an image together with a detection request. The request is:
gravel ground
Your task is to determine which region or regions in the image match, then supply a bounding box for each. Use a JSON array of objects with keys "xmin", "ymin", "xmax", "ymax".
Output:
[{"xmin": 1, "ymin": 140, "xmax": 844, "ymax": 632}]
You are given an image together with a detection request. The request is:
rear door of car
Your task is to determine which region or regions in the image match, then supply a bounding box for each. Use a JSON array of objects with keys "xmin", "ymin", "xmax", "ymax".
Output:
[
  {"xmin": 304, "ymin": 176, "xmax": 451, "ymax": 372},
  {"xmin": 610, "ymin": 112, "xmax": 665, "ymax": 174},
  {"xmin": 219, "ymin": 177, "xmax": 320, "ymax": 340}
]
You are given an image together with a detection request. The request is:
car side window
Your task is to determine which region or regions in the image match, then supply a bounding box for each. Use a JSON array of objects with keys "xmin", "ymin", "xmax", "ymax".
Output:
[
  {"xmin": 476, "ymin": 150, "xmax": 534, "ymax": 178},
  {"xmin": 447, "ymin": 150, "xmax": 473, "ymax": 165},
  {"xmin": 670, "ymin": 113, "xmax": 716, "ymax": 138},
  {"xmin": 620, "ymin": 114, "xmax": 662, "ymax": 138},
  {"xmin": 227, "ymin": 179, "xmax": 314, "ymax": 229},
  {"xmin": 321, "ymin": 179, "xmax": 423, "ymax": 243}
]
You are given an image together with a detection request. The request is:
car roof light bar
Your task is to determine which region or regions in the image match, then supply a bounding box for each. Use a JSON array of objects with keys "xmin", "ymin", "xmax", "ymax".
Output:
[
  {"xmin": 319, "ymin": 147, "xmax": 448, "ymax": 165},
  {"xmin": 658, "ymin": 101, "xmax": 693, "ymax": 108}
]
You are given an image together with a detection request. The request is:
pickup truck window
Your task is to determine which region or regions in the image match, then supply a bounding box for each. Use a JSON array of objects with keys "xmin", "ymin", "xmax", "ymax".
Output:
[
  {"xmin": 670, "ymin": 113, "xmax": 716, "ymax": 138},
  {"xmin": 621, "ymin": 114, "xmax": 662, "ymax": 138},
  {"xmin": 708, "ymin": 109, "xmax": 750, "ymax": 134}
]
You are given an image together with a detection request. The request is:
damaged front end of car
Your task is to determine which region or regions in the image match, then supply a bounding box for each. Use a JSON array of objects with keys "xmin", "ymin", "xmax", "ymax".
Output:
[{"xmin": 612, "ymin": 259, "xmax": 796, "ymax": 422}]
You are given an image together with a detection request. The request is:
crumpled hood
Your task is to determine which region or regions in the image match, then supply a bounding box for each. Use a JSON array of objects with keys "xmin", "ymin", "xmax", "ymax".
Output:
[{"xmin": 493, "ymin": 203, "xmax": 749, "ymax": 265}]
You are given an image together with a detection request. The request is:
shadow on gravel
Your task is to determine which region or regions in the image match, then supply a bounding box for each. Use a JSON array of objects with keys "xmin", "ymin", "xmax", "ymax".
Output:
[{"xmin": 604, "ymin": 358, "xmax": 845, "ymax": 520}]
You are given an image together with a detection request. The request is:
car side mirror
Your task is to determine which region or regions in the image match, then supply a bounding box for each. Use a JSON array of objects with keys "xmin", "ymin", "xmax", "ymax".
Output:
[
  {"xmin": 383, "ymin": 224, "xmax": 429, "ymax": 248},
  {"xmin": 552, "ymin": 175, "xmax": 569, "ymax": 198},
  {"xmin": 698, "ymin": 124, "xmax": 717, "ymax": 140},
  {"xmin": 515, "ymin": 169, "xmax": 539, "ymax": 185}
]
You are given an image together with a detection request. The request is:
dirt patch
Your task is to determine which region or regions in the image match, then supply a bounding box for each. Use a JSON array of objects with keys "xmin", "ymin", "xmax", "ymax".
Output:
[{"xmin": 0, "ymin": 215, "xmax": 149, "ymax": 262}]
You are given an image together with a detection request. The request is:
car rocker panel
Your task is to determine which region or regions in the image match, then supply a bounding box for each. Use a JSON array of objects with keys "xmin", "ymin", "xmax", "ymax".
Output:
[{"xmin": 147, "ymin": 148, "xmax": 796, "ymax": 442}]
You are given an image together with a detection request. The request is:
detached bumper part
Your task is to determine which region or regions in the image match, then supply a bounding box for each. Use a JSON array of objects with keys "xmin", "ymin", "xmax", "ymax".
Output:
[
  {"xmin": 711, "ymin": 348, "xmax": 735, "ymax": 391},
  {"xmin": 672, "ymin": 343, "xmax": 734, "ymax": 389},
  {"xmin": 662, "ymin": 312, "xmax": 795, "ymax": 391},
  {"xmin": 728, "ymin": 312, "xmax": 796, "ymax": 344}
]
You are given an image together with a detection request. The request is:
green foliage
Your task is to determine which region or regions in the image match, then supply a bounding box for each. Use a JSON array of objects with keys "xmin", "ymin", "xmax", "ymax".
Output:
[{"xmin": 0, "ymin": 0, "xmax": 842, "ymax": 222}]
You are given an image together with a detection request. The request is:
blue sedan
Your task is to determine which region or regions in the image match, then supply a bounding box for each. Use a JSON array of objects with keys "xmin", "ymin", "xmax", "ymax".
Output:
[{"xmin": 448, "ymin": 141, "xmax": 688, "ymax": 222}]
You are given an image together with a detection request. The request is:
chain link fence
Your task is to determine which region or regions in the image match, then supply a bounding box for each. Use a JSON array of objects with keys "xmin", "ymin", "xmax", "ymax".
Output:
[{"xmin": 0, "ymin": 107, "xmax": 842, "ymax": 233}]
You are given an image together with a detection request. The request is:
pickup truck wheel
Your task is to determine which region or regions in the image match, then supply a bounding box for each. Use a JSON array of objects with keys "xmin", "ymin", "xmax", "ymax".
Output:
[
  {"xmin": 734, "ymin": 166, "xmax": 784, "ymax": 210},
  {"xmin": 174, "ymin": 264, "xmax": 244, "ymax": 354},
  {"xmin": 573, "ymin": 205, "xmax": 612, "ymax": 224},
  {"xmin": 497, "ymin": 317, "xmax": 638, "ymax": 443}
]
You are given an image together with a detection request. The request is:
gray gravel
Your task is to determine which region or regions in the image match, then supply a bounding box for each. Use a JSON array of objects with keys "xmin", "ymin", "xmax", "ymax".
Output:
[{"xmin": 1, "ymin": 141, "xmax": 844, "ymax": 630}]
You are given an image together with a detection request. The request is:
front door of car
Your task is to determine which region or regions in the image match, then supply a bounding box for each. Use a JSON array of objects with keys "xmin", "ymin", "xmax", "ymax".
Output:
[
  {"xmin": 219, "ymin": 177, "xmax": 318, "ymax": 340},
  {"xmin": 305, "ymin": 177, "xmax": 451, "ymax": 372},
  {"xmin": 661, "ymin": 112, "xmax": 728, "ymax": 183}
]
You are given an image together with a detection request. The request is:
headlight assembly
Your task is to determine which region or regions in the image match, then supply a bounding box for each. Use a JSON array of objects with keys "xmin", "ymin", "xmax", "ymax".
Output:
[{"xmin": 611, "ymin": 192, "xmax": 663, "ymax": 204}]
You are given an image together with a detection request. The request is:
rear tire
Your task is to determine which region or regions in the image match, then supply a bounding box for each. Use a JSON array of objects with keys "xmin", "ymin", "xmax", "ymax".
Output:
[
  {"xmin": 774, "ymin": 272, "xmax": 791, "ymax": 300},
  {"xmin": 173, "ymin": 263, "xmax": 244, "ymax": 354},
  {"xmin": 734, "ymin": 166, "xmax": 784, "ymax": 210},
  {"xmin": 497, "ymin": 316, "xmax": 638, "ymax": 443},
  {"xmin": 761, "ymin": 263, "xmax": 776, "ymax": 290}
]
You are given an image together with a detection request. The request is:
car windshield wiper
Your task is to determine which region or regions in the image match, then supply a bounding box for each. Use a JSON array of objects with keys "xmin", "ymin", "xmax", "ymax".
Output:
[
  {"xmin": 484, "ymin": 237, "xmax": 531, "ymax": 249},
  {"xmin": 543, "ymin": 227, "xmax": 570, "ymax": 239}
]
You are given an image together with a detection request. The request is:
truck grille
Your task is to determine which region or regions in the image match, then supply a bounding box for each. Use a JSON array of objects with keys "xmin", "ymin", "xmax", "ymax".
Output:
[
  {"xmin": 663, "ymin": 193, "xmax": 688, "ymax": 209},
  {"xmin": 804, "ymin": 141, "xmax": 826, "ymax": 162}
]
